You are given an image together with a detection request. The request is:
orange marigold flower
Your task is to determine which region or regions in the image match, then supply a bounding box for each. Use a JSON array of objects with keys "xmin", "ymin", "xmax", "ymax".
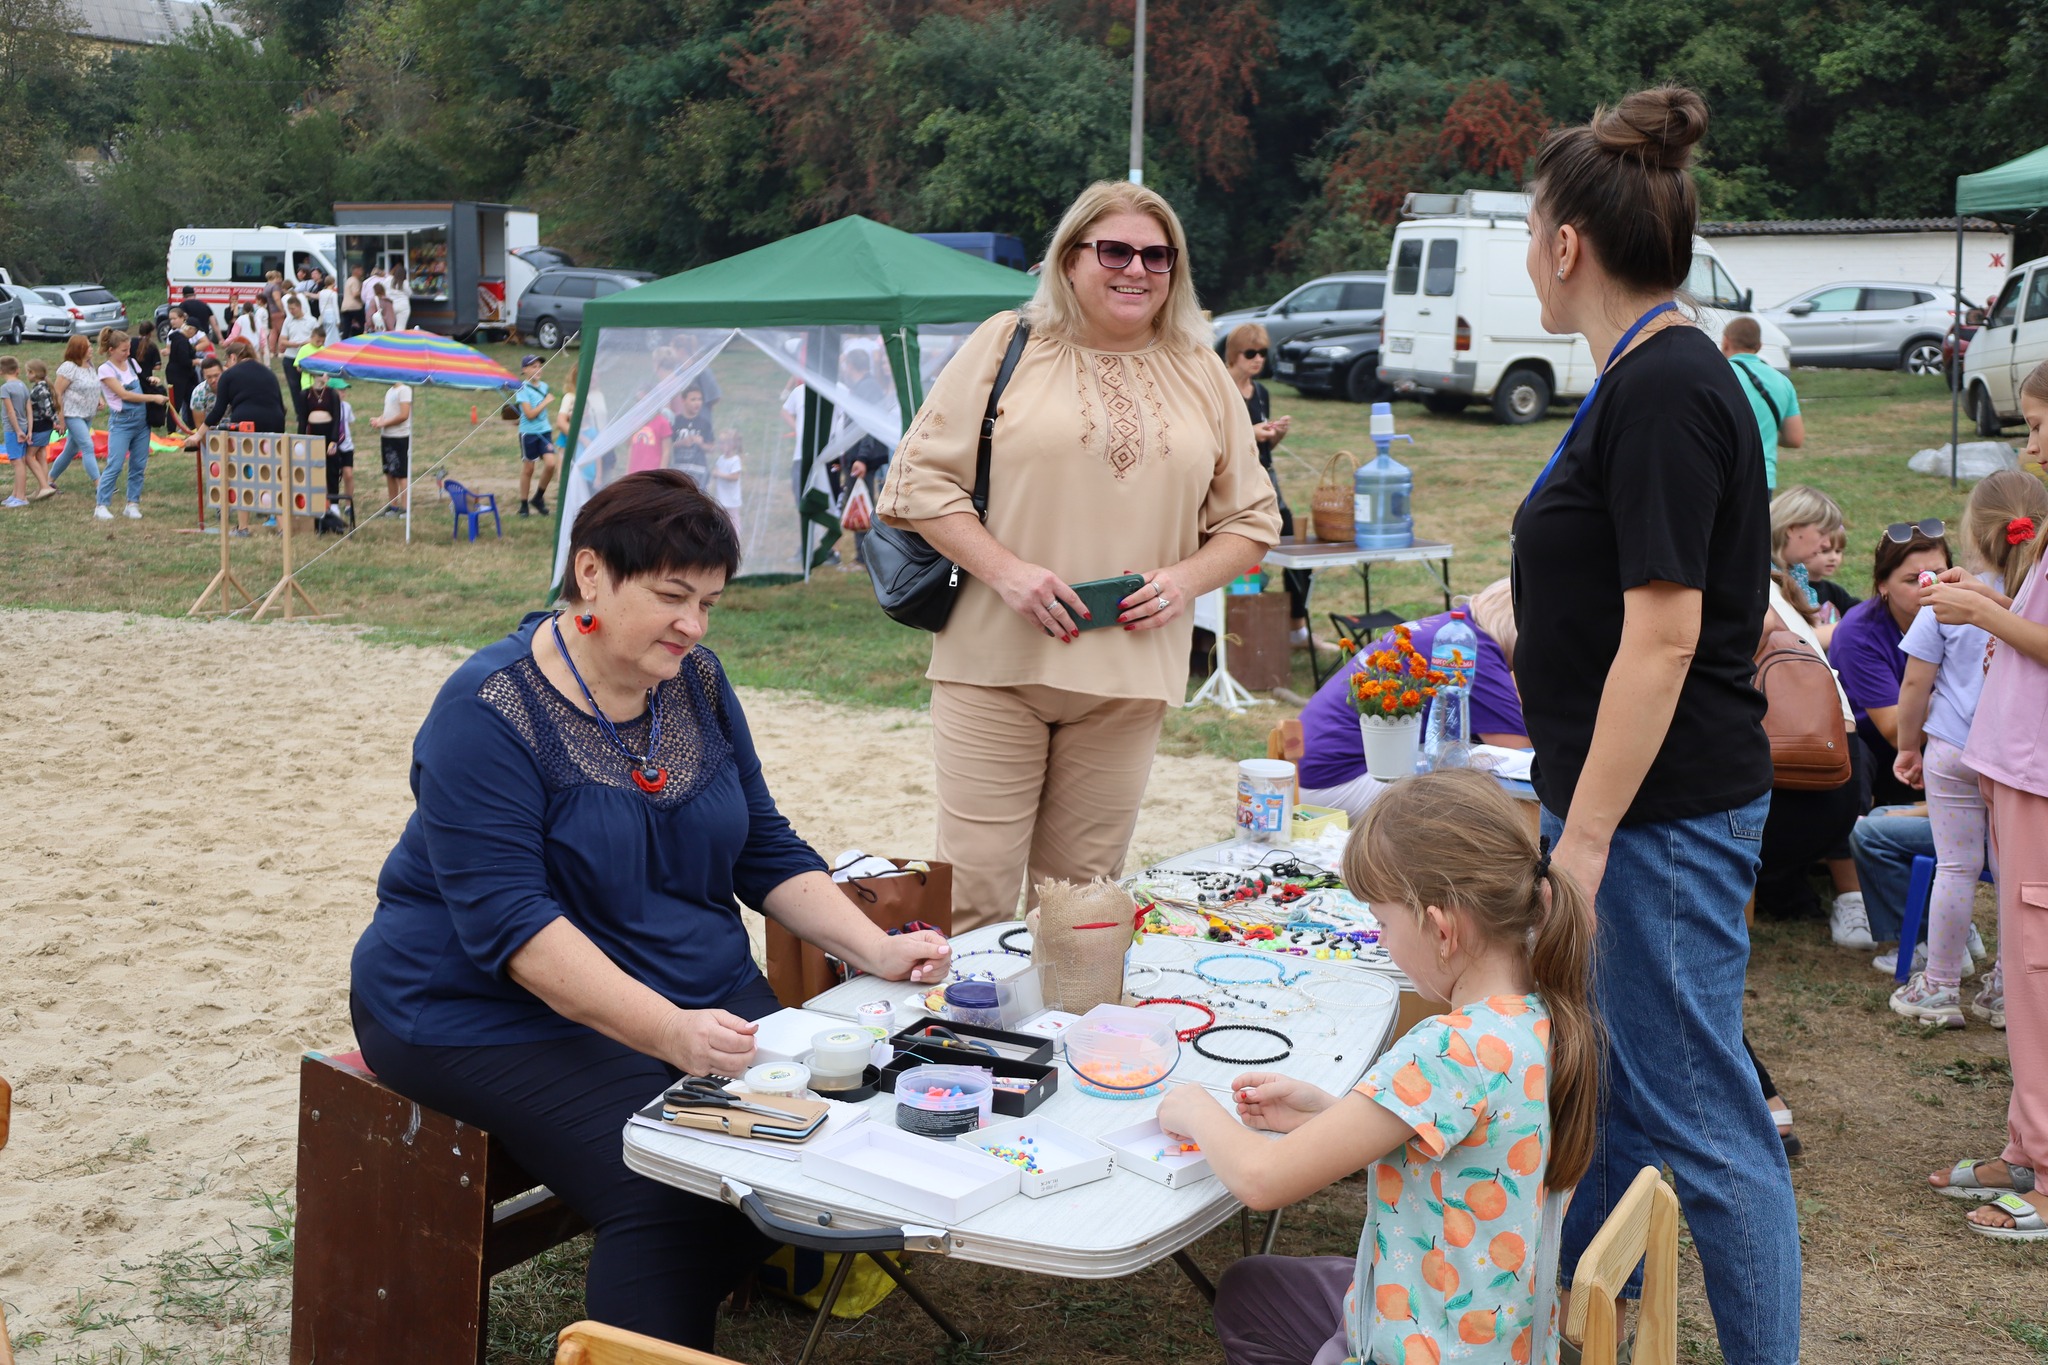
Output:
[
  {"xmin": 1380, "ymin": 695, "xmax": 1397, "ymax": 713},
  {"xmin": 1401, "ymin": 689, "xmax": 1422, "ymax": 708}
]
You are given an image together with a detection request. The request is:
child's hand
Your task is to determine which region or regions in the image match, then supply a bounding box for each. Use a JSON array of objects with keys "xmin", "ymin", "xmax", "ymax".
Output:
[
  {"xmin": 1893, "ymin": 747, "xmax": 1924, "ymax": 789},
  {"xmin": 1232, "ymin": 1072, "xmax": 1336, "ymax": 1132},
  {"xmin": 1156, "ymin": 1081, "xmax": 1222, "ymax": 1139}
]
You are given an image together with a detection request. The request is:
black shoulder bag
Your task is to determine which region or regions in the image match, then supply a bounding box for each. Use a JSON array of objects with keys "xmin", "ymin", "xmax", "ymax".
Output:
[
  {"xmin": 865, "ymin": 319, "xmax": 1030, "ymax": 632},
  {"xmin": 1733, "ymin": 355, "xmax": 1783, "ymax": 426}
]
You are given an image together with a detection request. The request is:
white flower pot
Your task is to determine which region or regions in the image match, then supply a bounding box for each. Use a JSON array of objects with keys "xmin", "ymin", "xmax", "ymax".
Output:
[{"xmin": 1359, "ymin": 713, "xmax": 1422, "ymax": 781}]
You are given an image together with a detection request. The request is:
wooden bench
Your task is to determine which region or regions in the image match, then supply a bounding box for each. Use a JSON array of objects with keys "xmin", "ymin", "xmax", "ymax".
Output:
[{"xmin": 289, "ymin": 1050, "xmax": 589, "ymax": 1364}]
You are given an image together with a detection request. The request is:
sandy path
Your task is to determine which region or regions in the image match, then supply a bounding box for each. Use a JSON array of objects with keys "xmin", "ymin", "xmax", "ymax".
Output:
[{"xmin": 0, "ymin": 609, "xmax": 1238, "ymax": 1356}]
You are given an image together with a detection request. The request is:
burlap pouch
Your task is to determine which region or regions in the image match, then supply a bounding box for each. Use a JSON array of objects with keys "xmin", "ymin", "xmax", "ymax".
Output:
[{"xmin": 1030, "ymin": 878, "xmax": 1134, "ymax": 1012}]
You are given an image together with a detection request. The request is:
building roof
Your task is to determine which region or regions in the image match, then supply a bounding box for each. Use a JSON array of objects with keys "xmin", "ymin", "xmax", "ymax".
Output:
[
  {"xmin": 1699, "ymin": 218, "xmax": 2007, "ymax": 237},
  {"xmin": 73, "ymin": 0, "xmax": 239, "ymax": 47}
]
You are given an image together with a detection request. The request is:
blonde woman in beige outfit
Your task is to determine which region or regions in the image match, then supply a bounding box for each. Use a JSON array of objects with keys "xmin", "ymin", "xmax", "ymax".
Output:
[{"xmin": 880, "ymin": 181, "xmax": 1281, "ymax": 930}]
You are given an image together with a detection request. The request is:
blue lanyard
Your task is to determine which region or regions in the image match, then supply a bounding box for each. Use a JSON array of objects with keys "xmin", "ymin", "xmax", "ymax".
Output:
[
  {"xmin": 549, "ymin": 612, "xmax": 664, "ymax": 784},
  {"xmin": 1525, "ymin": 300, "xmax": 1678, "ymax": 503}
]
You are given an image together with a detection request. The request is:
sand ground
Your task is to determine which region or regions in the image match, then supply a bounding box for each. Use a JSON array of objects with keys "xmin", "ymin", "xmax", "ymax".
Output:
[{"xmin": 0, "ymin": 608, "xmax": 1238, "ymax": 1355}]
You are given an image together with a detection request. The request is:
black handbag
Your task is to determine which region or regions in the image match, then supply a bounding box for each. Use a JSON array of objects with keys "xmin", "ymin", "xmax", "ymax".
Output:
[{"xmin": 866, "ymin": 320, "xmax": 1029, "ymax": 632}]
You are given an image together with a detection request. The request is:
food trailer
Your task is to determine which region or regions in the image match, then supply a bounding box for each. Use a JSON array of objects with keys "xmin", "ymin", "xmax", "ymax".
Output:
[{"xmin": 331, "ymin": 202, "xmax": 540, "ymax": 340}]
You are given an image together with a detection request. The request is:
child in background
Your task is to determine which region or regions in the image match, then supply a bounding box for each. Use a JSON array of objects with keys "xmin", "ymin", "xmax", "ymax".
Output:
[
  {"xmin": 712, "ymin": 432, "xmax": 745, "ymax": 532},
  {"xmin": 1891, "ymin": 471, "xmax": 2046, "ymax": 1026},
  {"xmin": 23, "ymin": 359, "xmax": 57, "ymax": 501},
  {"xmin": 1924, "ymin": 358, "xmax": 2048, "ymax": 1239},
  {"xmin": 1, "ymin": 356, "xmax": 41, "ymax": 508},
  {"xmin": 1160, "ymin": 769, "xmax": 1597, "ymax": 1365},
  {"xmin": 1806, "ymin": 526, "xmax": 1858, "ymax": 624}
]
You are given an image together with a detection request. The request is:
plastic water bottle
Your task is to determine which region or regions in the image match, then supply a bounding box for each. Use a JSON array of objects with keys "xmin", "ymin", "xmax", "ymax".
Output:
[
  {"xmin": 1423, "ymin": 610, "xmax": 1479, "ymax": 770},
  {"xmin": 1354, "ymin": 402, "xmax": 1414, "ymax": 549}
]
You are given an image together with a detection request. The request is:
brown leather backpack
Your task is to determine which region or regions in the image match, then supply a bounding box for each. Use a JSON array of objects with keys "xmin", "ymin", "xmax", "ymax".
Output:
[{"xmin": 1753, "ymin": 619, "xmax": 1852, "ymax": 791}]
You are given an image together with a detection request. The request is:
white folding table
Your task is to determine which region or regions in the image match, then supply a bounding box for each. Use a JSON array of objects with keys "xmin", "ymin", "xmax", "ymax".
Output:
[
  {"xmin": 622, "ymin": 923, "xmax": 1399, "ymax": 1358},
  {"xmin": 1261, "ymin": 535, "xmax": 1457, "ymax": 685}
]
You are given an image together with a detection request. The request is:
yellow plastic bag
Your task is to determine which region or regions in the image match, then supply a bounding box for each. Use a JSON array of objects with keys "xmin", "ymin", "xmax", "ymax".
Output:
[{"xmin": 755, "ymin": 1245, "xmax": 899, "ymax": 1319}]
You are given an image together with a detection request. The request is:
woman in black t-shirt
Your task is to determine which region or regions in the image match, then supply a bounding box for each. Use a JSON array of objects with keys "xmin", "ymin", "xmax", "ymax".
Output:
[
  {"xmin": 1225, "ymin": 322, "xmax": 1312, "ymax": 641},
  {"xmin": 1512, "ymin": 88, "xmax": 1798, "ymax": 1365}
]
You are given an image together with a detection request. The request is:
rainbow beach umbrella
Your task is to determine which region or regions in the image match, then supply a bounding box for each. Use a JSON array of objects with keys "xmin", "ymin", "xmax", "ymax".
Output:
[{"xmin": 297, "ymin": 329, "xmax": 517, "ymax": 390}]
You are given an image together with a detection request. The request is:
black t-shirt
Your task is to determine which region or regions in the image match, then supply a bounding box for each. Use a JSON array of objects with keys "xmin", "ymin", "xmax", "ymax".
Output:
[
  {"xmin": 206, "ymin": 359, "xmax": 287, "ymax": 433},
  {"xmin": 1510, "ymin": 325, "xmax": 1773, "ymax": 825},
  {"xmin": 180, "ymin": 299, "xmax": 216, "ymax": 336},
  {"xmin": 1813, "ymin": 577, "xmax": 1858, "ymax": 619},
  {"xmin": 299, "ymin": 385, "xmax": 341, "ymax": 436},
  {"xmin": 166, "ymin": 331, "xmax": 199, "ymax": 388},
  {"xmin": 1245, "ymin": 380, "xmax": 1274, "ymax": 467}
]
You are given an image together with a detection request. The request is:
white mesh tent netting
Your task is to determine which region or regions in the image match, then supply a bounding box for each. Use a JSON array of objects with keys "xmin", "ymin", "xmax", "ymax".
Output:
[{"xmin": 552, "ymin": 218, "xmax": 1034, "ymax": 588}]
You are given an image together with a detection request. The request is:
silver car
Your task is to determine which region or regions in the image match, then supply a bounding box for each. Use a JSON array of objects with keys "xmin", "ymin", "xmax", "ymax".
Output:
[
  {"xmin": 1210, "ymin": 271, "xmax": 1388, "ymax": 356},
  {"xmin": 12, "ymin": 286, "xmax": 76, "ymax": 342},
  {"xmin": 39, "ymin": 283, "xmax": 131, "ymax": 337},
  {"xmin": 0, "ymin": 286, "xmax": 21, "ymax": 345},
  {"xmin": 1758, "ymin": 281, "xmax": 1960, "ymax": 373}
]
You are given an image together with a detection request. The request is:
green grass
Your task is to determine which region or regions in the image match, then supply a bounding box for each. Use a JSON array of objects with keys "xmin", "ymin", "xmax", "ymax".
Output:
[{"xmin": 1, "ymin": 331, "xmax": 1982, "ymax": 759}]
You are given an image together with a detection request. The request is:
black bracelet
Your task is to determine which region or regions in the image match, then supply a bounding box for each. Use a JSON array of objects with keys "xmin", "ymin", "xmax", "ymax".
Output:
[
  {"xmin": 1189, "ymin": 1023, "xmax": 1292, "ymax": 1066},
  {"xmin": 998, "ymin": 927, "xmax": 1033, "ymax": 957}
]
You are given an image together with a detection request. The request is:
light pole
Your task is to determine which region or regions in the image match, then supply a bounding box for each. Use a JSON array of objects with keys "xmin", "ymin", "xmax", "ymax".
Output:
[{"xmin": 1128, "ymin": 0, "xmax": 1146, "ymax": 184}]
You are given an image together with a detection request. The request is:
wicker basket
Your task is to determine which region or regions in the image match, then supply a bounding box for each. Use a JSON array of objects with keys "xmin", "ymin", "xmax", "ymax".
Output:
[
  {"xmin": 1031, "ymin": 878, "xmax": 1135, "ymax": 1012},
  {"xmin": 1311, "ymin": 450, "xmax": 1357, "ymax": 543}
]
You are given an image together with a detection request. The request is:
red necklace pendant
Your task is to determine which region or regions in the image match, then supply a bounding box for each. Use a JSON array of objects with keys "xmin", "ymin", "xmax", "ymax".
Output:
[{"xmin": 632, "ymin": 765, "xmax": 669, "ymax": 794}]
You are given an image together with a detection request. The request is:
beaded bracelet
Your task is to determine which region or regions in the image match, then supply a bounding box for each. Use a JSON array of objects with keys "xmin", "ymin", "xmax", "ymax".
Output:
[
  {"xmin": 997, "ymin": 927, "xmax": 1033, "ymax": 957},
  {"xmin": 1190, "ymin": 1024, "xmax": 1293, "ymax": 1066},
  {"xmin": 1132, "ymin": 996, "xmax": 1218, "ymax": 1041},
  {"xmin": 1193, "ymin": 953, "xmax": 1309, "ymax": 987}
]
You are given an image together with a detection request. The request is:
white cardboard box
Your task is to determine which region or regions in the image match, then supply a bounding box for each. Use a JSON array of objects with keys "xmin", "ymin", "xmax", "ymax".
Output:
[
  {"xmin": 961, "ymin": 1117, "xmax": 1115, "ymax": 1198},
  {"xmin": 801, "ymin": 1124, "xmax": 1021, "ymax": 1224},
  {"xmin": 1101, "ymin": 1117, "xmax": 1214, "ymax": 1189}
]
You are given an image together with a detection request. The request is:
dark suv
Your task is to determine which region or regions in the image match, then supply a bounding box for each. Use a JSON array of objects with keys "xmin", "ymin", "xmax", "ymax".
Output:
[
  {"xmin": 516, "ymin": 268, "xmax": 654, "ymax": 349},
  {"xmin": 1274, "ymin": 323, "xmax": 1387, "ymax": 403}
]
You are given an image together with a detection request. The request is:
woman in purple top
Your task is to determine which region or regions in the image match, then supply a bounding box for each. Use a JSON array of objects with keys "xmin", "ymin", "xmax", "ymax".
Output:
[
  {"xmin": 1297, "ymin": 579, "xmax": 1528, "ymax": 817},
  {"xmin": 1827, "ymin": 524, "xmax": 1950, "ymax": 808}
]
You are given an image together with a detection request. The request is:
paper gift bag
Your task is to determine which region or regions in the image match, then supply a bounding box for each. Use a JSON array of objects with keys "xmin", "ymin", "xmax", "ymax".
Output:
[{"xmin": 765, "ymin": 859, "xmax": 954, "ymax": 1008}]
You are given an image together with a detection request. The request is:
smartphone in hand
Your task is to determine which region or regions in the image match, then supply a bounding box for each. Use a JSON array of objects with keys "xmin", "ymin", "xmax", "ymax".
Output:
[{"xmin": 1068, "ymin": 574, "xmax": 1147, "ymax": 631}]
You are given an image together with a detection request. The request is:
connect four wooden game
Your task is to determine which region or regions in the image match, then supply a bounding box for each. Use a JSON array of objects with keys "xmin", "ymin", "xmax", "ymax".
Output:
[{"xmin": 190, "ymin": 429, "xmax": 331, "ymax": 620}]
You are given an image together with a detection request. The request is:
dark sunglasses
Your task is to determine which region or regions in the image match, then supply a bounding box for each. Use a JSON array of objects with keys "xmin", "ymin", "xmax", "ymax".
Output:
[
  {"xmin": 1078, "ymin": 239, "xmax": 1178, "ymax": 274},
  {"xmin": 1884, "ymin": 518, "xmax": 1946, "ymax": 544},
  {"xmin": 1240, "ymin": 347, "xmax": 1267, "ymax": 359}
]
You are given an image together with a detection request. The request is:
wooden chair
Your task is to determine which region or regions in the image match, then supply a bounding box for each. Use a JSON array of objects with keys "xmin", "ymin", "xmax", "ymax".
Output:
[
  {"xmin": 1, "ymin": 1073, "xmax": 12, "ymax": 1365},
  {"xmin": 289, "ymin": 1051, "xmax": 589, "ymax": 1363},
  {"xmin": 1565, "ymin": 1165, "xmax": 1679, "ymax": 1365},
  {"xmin": 555, "ymin": 1320, "xmax": 744, "ymax": 1364}
]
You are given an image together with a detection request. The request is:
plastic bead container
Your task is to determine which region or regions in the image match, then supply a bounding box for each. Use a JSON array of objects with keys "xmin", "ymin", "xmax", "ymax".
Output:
[
  {"xmin": 893, "ymin": 1063, "xmax": 995, "ymax": 1139},
  {"xmin": 1061, "ymin": 1004, "xmax": 1180, "ymax": 1100}
]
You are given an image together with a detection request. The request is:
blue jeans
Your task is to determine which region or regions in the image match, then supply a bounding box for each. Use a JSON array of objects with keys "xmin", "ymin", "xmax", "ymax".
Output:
[
  {"xmin": 1848, "ymin": 806, "xmax": 1936, "ymax": 943},
  {"xmin": 97, "ymin": 406, "xmax": 150, "ymax": 507},
  {"xmin": 49, "ymin": 415, "xmax": 100, "ymax": 483},
  {"xmin": 1545, "ymin": 795, "xmax": 1800, "ymax": 1365}
]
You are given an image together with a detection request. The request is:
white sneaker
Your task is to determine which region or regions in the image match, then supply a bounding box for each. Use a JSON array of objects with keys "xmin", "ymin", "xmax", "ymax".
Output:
[
  {"xmin": 1967, "ymin": 923, "xmax": 1986, "ymax": 961},
  {"xmin": 93, "ymin": 504, "xmax": 114, "ymax": 520},
  {"xmin": 124, "ymin": 502, "xmax": 142, "ymax": 519},
  {"xmin": 1890, "ymin": 972, "xmax": 1965, "ymax": 1028},
  {"xmin": 1828, "ymin": 893, "xmax": 1874, "ymax": 948},
  {"xmin": 1873, "ymin": 942, "xmax": 1975, "ymax": 977},
  {"xmin": 1, "ymin": 496, "xmax": 27, "ymax": 508},
  {"xmin": 1972, "ymin": 963, "xmax": 2006, "ymax": 1030}
]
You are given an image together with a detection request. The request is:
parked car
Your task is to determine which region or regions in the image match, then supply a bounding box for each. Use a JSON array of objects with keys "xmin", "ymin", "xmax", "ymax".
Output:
[
  {"xmin": 1273, "ymin": 322, "xmax": 1386, "ymax": 402},
  {"xmin": 1943, "ymin": 309, "xmax": 1984, "ymax": 386},
  {"xmin": 511, "ymin": 245, "xmax": 577, "ymax": 272},
  {"xmin": 0, "ymin": 286, "xmax": 22, "ymax": 344},
  {"xmin": 514, "ymin": 267, "xmax": 655, "ymax": 349},
  {"xmin": 1378, "ymin": 190, "xmax": 1789, "ymax": 424},
  {"xmin": 1210, "ymin": 272, "xmax": 1387, "ymax": 357},
  {"xmin": 1959, "ymin": 257, "xmax": 2048, "ymax": 433},
  {"xmin": 40, "ymin": 283, "xmax": 129, "ymax": 337},
  {"xmin": 2, "ymin": 285, "xmax": 74, "ymax": 342},
  {"xmin": 1757, "ymin": 282, "xmax": 1962, "ymax": 373}
]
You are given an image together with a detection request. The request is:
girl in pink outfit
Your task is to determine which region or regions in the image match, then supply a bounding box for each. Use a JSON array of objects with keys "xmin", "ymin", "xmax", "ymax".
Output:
[{"xmin": 1924, "ymin": 359, "xmax": 2048, "ymax": 1241}]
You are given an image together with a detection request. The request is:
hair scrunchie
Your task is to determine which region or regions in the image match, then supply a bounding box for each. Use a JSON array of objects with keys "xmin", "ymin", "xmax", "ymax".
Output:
[
  {"xmin": 1534, "ymin": 835, "xmax": 1553, "ymax": 880},
  {"xmin": 2008, "ymin": 516, "xmax": 2037, "ymax": 546}
]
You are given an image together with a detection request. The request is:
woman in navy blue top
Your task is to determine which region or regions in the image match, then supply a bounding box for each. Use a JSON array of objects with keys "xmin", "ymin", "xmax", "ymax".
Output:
[{"xmin": 350, "ymin": 470, "xmax": 951, "ymax": 1350}]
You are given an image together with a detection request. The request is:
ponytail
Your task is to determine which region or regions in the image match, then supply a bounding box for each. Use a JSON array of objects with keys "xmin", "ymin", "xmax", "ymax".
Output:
[
  {"xmin": 96, "ymin": 327, "xmax": 126, "ymax": 358},
  {"xmin": 1528, "ymin": 850, "xmax": 1602, "ymax": 1188},
  {"xmin": 1344, "ymin": 768, "xmax": 1604, "ymax": 1190}
]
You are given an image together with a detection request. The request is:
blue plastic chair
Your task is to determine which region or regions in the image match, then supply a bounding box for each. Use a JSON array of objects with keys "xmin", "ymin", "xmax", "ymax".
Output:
[
  {"xmin": 444, "ymin": 478, "xmax": 501, "ymax": 542},
  {"xmin": 1894, "ymin": 854, "xmax": 1996, "ymax": 984}
]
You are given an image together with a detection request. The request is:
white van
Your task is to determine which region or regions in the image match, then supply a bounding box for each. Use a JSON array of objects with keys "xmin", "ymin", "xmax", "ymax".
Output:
[
  {"xmin": 1378, "ymin": 190, "xmax": 1793, "ymax": 424},
  {"xmin": 1960, "ymin": 255, "xmax": 2048, "ymax": 434},
  {"xmin": 164, "ymin": 226, "xmax": 340, "ymax": 315}
]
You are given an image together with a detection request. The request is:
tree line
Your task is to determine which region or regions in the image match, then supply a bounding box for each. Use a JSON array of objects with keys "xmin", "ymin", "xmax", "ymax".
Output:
[{"xmin": 4, "ymin": 0, "xmax": 2045, "ymax": 306}]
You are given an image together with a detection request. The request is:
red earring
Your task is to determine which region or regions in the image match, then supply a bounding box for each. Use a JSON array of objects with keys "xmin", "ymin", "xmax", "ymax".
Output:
[{"xmin": 575, "ymin": 613, "xmax": 599, "ymax": 634}]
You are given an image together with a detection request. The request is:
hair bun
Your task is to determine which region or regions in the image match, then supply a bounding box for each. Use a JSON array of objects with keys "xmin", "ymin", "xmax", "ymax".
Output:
[{"xmin": 1592, "ymin": 86, "xmax": 1708, "ymax": 170}]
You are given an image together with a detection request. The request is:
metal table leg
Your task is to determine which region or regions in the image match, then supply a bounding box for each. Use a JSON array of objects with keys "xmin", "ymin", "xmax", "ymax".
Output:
[
  {"xmin": 793, "ymin": 1251, "xmax": 856, "ymax": 1365},
  {"xmin": 1261, "ymin": 1209, "xmax": 1283, "ymax": 1256},
  {"xmin": 863, "ymin": 1249, "xmax": 968, "ymax": 1344},
  {"xmin": 1171, "ymin": 1248, "xmax": 1217, "ymax": 1302}
]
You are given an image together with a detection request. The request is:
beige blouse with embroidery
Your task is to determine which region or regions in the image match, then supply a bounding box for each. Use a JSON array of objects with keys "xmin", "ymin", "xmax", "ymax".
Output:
[{"xmin": 879, "ymin": 311, "xmax": 1282, "ymax": 704}]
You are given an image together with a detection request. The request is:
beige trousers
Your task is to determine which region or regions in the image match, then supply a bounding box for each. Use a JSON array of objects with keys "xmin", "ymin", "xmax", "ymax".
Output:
[{"xmin": 930, "ymin": 681, "xmax": 1168, "ymax": 931}]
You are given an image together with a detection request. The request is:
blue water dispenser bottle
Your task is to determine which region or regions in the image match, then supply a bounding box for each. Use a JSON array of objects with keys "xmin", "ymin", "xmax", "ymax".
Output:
[{"xmin": 1354, "ymin": 402, "xmax": 1414, "ymax": 550}]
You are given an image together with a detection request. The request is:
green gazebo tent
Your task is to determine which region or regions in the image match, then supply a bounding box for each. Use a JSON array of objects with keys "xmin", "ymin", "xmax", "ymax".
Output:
[{"xmin": 552, "ymin": 218, "xmax": 1034, "ymax": 586}]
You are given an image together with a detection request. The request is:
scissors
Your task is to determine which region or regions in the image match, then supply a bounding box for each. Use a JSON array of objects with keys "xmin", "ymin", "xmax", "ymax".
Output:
[{"xmin": 664, "ymin": 1077, "xmax": 796, "ymax": 1121}]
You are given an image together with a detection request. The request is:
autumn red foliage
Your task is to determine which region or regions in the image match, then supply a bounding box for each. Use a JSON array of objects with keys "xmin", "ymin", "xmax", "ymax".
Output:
[{"xmin": 1326, "ymin": 78, "xmax": 1551, "ymax": 223}]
